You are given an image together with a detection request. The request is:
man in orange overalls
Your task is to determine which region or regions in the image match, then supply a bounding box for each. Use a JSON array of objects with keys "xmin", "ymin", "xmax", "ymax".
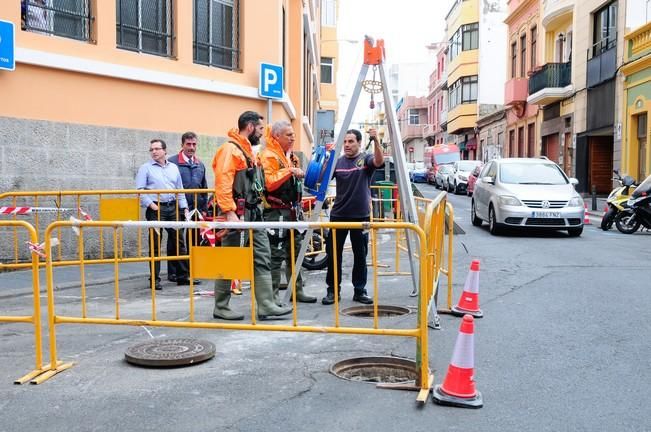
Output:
[
  {"xmin": 259, "ymin": 121, "xmax": 317, "ymax": 305},
  {"xmin": 211, "ymin": 111, "xmax": 292, "ymax": 320}
]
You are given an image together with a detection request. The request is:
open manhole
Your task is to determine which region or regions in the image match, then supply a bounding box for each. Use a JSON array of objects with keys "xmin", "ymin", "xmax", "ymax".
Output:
[
  {"xmin": 125, "ymin": 338, "xmax": 215, "ymax": 368},
  {"xmin": 340, "ymin": 305, "xmax": 410, "ymax": 318},
  {"xmin": 330, "ymin": 356, "xmax": 418, "ymax": 384}
]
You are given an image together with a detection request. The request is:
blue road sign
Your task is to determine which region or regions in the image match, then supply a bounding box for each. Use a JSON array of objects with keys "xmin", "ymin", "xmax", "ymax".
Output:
[
  {"xmin": 259, "ymin": 63, "xmax": 283, "ymax": 100},
  {"xmin": 0, "ymin": 20, "xmax": 15, "ymax": 71}
]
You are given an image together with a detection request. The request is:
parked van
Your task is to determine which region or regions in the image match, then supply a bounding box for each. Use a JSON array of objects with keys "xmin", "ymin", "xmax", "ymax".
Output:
[{"xmin": 424, "ymin": 144, "xmax": 461, "ymax": 184}]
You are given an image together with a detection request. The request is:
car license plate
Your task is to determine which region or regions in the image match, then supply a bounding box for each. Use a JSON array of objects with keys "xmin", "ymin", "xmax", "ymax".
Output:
[{"xmin": 532, "ymin": 211, "xmax": 561, "ymax": 218}]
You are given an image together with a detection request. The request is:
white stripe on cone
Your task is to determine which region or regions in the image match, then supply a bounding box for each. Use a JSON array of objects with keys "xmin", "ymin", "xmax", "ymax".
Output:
[{"xmin": 449, "ymin": 332, "xmax": 475, "ymax": 369}]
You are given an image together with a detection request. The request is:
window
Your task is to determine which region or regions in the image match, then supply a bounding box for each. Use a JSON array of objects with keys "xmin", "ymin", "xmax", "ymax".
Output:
[
  {"xmin": 21, "ymin": 0, "xmax": 91, "ymax": 41},
  {"xmin": 530, "ymin": 26, "xmax": 537, "ymax": 70},
  {"xmin": 321, "ymin": 0, "xmax": 336, "ymax": 26},
  {"xmin": 448, "ymin": 75, "xmax": 478, "ymax": 110},
  {"xmin": 462, "ymin": 23, "xmax": 478, "ymax": 51},
  {"xmin": 408, "ymin": 109, "xmax": 420, "ymax": 125},
  {"xmin": 194, "ymin": 0, "xmax": 240, "ymax": 70},
  {"xmin": 527, "ymin": 123, "xmax": 535, "ymax": 156},
  {"xmin": 448, "ymin": 22, "xmax": 478, "ymax": 61},
  {"xmin": 509, "ymin": 129, "xmax": 515, "ymax": 157},
  {"xmin": 593, "ymin": 1, "xmax": 617, "ymax": 56},
  {"xmin": 510, "ymin": 42, "xmax": 517, "ymax": 78},
  {"xmin": 520, "ymin": 34, "xmax": 526, "ymax": 77},
  {"xmin": 320, "ymin": 57, "xmax": 333, "ymax": 84},
  {"xmin": 117, "ymin": 0, "xmax": 173, "ymax": 57}
]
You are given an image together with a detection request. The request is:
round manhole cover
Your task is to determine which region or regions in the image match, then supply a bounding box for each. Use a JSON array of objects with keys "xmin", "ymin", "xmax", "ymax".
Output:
[
  {"xmin": 330, "ymin": 356, "xmax": 418, "ymax": 384},
  {"xmin": 340, "ymin": 305, "xmax": 410, "ymax": 318},
  {"xmin": 125, "ymin": 338, "xmax": 215, "ymax": 367}
]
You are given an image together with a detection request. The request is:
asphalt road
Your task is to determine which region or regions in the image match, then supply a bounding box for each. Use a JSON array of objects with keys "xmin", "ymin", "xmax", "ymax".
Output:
[{"xmin": 1, "ymin": 184, "xmax": 650, "ymax": 431}]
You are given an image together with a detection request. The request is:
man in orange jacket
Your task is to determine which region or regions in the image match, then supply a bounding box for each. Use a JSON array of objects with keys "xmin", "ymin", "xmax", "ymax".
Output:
[
  {"xmin": 210, "ymin": 111, "xmax": 292, "ymax": 320},
  {"xmin": 259, "ymin": 120, "xmax": 317, "ymax": 305}
]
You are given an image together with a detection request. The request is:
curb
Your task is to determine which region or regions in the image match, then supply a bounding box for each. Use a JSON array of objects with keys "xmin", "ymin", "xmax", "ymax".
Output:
[{"xmin": 0, "ymin": 272, "xmax": 152, "ymax": 300}]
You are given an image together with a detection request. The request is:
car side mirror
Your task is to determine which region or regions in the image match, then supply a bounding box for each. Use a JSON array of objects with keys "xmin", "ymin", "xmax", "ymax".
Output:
[
  {"xmin": 569, "ymin": 178, "xmax": 579, "ymax": 185},
  {"xmin": 482, "ymin": 176, "xmax": 495, "ymax": 185}
]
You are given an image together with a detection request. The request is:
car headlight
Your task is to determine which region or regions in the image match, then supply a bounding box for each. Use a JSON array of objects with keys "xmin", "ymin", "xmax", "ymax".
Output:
[
  {"xmin": 567, "ymin": 196, "xmax": 583, "ymax": 207},
  {"xmin": 498, "ymin": 195, "xmax": 521, "ymax": 206}
]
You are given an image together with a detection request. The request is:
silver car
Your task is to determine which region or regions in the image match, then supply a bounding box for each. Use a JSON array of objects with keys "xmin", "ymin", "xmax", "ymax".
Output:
[{"xmin": 471, "ymin": 158, "xmax": 585, "ymax": 236}]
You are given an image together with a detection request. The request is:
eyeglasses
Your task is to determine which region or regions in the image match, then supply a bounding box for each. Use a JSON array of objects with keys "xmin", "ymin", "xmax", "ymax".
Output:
[{"xmin": 149, "ymin": 148, "xmax": 164, "ymax": 152}]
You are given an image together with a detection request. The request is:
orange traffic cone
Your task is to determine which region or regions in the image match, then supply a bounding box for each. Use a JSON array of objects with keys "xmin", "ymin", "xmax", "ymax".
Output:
[
  {"xmin": 432, "ymin": 314, "xmax": 483, "ymax": 408},
  {"xmin": 451, "ymin": 260, "xmax": 483, "ymax": 318},
  {"xmin": 583, "ymin": 203, "xmax": 591, "ymax": 225}
]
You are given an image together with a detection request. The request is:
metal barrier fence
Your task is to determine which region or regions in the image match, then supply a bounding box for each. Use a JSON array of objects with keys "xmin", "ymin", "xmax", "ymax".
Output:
[
  {"xmin": 34, "ymin": 203, "xmax": 447, "ymax": 402},
  {"xmin": 1, "ymin": 188, "xmax": 452, "ymax": 394},
  {"xmin": 0, "ymin": 220, "xmax": 53, "ymax": 384},
  {"xmin": 0, "ymin": 189, "xmax": 333, "ymax": 270}
]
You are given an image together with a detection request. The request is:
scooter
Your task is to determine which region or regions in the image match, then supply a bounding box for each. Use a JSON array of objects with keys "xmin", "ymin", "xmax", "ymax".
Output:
[
  {"xmin": 614, "ymin": 174, "xmax": 651, "ymax": 234},
  {"xmin": 600, "ymin": 170, "xmax": 636, "ymax": 231}
]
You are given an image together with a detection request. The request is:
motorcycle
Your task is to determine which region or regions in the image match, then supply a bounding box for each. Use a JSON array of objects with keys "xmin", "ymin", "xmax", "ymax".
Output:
[
  {"xmin": 600, "ymin": 170, "xmax": 636, "ymax": 231},
  {"xmin": 614, "ymin": 174, "xmax": 651, "ymax": 234}
]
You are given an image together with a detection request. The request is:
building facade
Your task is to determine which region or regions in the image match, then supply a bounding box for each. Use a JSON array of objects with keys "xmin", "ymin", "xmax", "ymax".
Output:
[
  {"xmin": 445, "ymin": 0, "xmax": 480, "ymax": 157},
  {"xmin": 397, "ymin": 96, "xmax": 428, "ymax": 163},
  {"xmin": 424, "ymin": 44, "xmax": 449, "ymax": 147},
  {"xmin": 1, "ymin": 0, "xmax": 324, "ymax": 192},
  {"xmin": 504, "ymin": 0, "xmax": 540, "ymax": 160},
  {"xmin": 621, "ymin": 21, "xmax": 651, "ymax": 182}
]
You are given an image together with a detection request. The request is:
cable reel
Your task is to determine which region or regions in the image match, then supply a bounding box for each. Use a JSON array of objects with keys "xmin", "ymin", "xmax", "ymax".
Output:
[{"xmin": 304, "ymin": 145, "xmax": 335, "ymax": 201}]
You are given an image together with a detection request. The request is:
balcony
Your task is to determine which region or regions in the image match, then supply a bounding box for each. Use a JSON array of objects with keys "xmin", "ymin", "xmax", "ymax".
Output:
[
  {"xmin": 587, "ymin": 43, "xmax": 617, "ymax": 88},
  {"xmin": 504, "ymin": 78, "xmax": 529, "ymax": 106},
  {"xmin": 422, "ymin": 124, "xmax": 436, "ymax": 139},
  {"xmin": 542, "ymin": 0, "xmax": 574, "ymax": 28},
  {"xmin": 439, "ymin": 109, "xmax": 448, "ymax": 127},
  {"xmin": 527, "ymin": 62, "xmax": 573, "ymax": 106},
  {"xmin": 401, "ymin": 124, "xmax": 425, "ymax": 141}
]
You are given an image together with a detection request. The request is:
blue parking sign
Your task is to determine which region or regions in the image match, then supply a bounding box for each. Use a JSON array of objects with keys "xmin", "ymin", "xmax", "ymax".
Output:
[
  {"xmin": 259, "ymin": 63, "xmax": 283, "ymax": 100},
  {"xmin": 0, "ymin": 20, "xmax": 15, "ymax": 71}
]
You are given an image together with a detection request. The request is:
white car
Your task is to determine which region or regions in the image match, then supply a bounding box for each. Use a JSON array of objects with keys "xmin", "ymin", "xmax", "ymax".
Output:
[
  {"xmin": 471, "ymin": 158, "xmax": 585, "ymax": 236},
  {"xmin": 447, "ymin": 160, "xmax": 482, "ymax": 195}
]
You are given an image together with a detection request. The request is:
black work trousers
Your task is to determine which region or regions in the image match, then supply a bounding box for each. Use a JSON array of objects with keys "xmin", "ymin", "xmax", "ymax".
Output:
[
  {"xmin": 325, "ymin": 215, "xmax": 370, "ymax": 295},
  {"xmin": 146, "ymin": 204, "xmax": 188, "ymax": 283}
]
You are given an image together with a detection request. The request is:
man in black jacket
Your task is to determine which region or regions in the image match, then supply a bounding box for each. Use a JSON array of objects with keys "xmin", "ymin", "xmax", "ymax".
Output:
[{"xmin": 168, "ymin": 131, "xmax": 208, "ymax": 284}]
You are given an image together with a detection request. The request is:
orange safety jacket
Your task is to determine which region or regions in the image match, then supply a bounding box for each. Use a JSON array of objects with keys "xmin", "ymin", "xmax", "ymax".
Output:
[
  {"xmin": 211, "ymin": 129, "xmax": 261, "ymax": 214},
  {"xmin": 259, "ymin": 126, "xmax": 301, "ymax": 207}
]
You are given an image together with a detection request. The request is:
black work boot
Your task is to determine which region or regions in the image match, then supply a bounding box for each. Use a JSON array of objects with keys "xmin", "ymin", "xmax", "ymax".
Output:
[
  {"xmin": 321, "ymin": 290, "xmax": 340, "ymax": 305},
  {"xmin": 353, "ymin": 290, "xmax": 373, "ymax": 304}
]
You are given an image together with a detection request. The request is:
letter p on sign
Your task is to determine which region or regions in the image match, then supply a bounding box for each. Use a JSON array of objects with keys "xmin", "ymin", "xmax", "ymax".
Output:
[{"xmin": 259, "ymin": 63, "xmax": 283, "ymax": 100}]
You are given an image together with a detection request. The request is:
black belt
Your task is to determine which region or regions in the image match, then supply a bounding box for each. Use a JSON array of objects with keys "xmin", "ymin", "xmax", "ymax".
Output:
[{"xmin": 154, "ymin": 200, "xmax": 176, "ymax": 206}]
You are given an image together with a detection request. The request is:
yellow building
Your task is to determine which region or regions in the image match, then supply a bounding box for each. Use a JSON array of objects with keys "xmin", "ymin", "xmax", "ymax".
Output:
[
  {"xmin": 621, "ymin": 22, "xmax": 651, "ymax": 182},
  {"xmin": 445, "ymin": 0, "xmax": 480, "ymax": 156},
  {"xmin": 0, "ymin": 0, "xmax": 324, "ymax": 191}
]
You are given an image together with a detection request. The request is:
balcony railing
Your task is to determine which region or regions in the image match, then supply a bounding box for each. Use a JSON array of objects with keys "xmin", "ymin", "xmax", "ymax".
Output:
[
  {"xmin": 587, "ymin": 44, "xmax": 616, "ymax": 88},
  {"xmin": 400, "ymin": 124, "xmax": 424, "ymax": 140},
  {"xmin": 528, "ymin": 62, "xmax": 571, "ymax": 95}
]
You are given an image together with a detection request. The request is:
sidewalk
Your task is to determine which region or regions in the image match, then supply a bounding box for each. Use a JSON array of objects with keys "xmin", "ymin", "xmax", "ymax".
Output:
[
  {"xmin": 0, "ymin": 262, "xmax": 149, "ymax": 299},
  {"xmin": 585, "ymin": 197, "xmax": 607, "ymax": 218}
]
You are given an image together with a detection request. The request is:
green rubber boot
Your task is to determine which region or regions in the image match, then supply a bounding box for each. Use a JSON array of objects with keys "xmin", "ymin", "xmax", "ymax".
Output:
[
  {"xmin": 256, "ymin": 284, "xmax": 292, "ymax": 319},
  {"xmin": 290, "ymin": 285, "xmax": 317, "ymax": 303},
  {"xmin": 213, "ymin": 281, "xmax": 244, "ymax": 320}
]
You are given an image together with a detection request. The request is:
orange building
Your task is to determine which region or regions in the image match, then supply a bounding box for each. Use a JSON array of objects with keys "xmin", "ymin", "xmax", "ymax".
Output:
[{"xmin": 0, "ymin": 0, "xmax": 326, "ymax": 191}]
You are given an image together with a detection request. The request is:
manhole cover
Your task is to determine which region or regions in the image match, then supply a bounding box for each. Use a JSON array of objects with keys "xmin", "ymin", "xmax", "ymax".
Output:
[
  {"xmin": 125, "ymin": 338, "xmax": 215, "ymax": 367},
  {"xmin": 340, "ymin": 305, "xmax": 410, "ymax": 318},
  {"xmin": 330, "ymin": 356, "xmax": 418, "ymax": 384}
]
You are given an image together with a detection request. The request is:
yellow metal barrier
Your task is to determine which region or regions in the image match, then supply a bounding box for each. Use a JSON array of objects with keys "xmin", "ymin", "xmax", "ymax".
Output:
[
  {"xmin": 39, "ymin": 216, "xmax": 444, "ymax": 402},
  {"xmin": 0, "ymin": 189, "xmax": 333, "ymax": 272},
  {"xmin": 0, "ymin": 220, "xmax": 56, "ymax": 384}
]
